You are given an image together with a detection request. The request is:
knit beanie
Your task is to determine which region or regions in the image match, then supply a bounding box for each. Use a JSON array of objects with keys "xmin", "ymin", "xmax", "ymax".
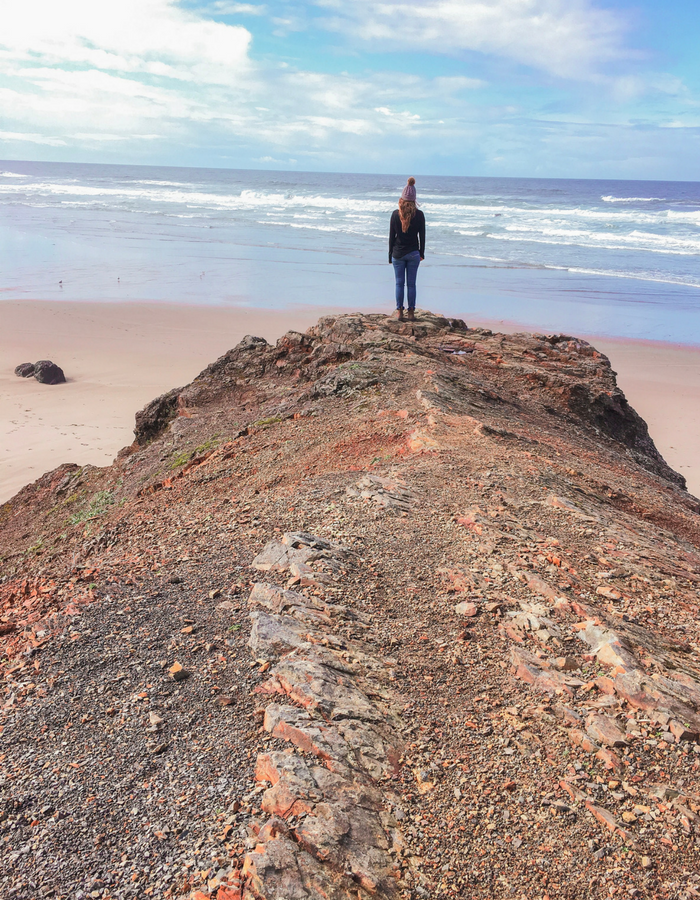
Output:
[{"xmin": 400, "ymin": 177, "xmax": 416, "ymax": 202}]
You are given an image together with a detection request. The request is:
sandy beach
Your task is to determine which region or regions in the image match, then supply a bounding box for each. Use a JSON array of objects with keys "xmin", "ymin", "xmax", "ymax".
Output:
[
  {"xmin": 0, "ymin": 301, "xmax": 338, "ymax": 505},
  {"xmin": 1, "ymin": 299, "xmax": 699, "ymax": 504},
  {"xmin": 593, "ymin": 337, "xmax": 700, "ymax": 497}
]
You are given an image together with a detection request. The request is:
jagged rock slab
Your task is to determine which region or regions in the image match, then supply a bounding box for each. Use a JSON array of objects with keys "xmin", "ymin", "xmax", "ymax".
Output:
[
  {"xmin": 248, "ymin": 582, "xmax": 357, "ymax": 622},
  {"xmin": 243, "ymin": 833, "xmax": 371, "ymax": 900},
  {"xmin": 241, "ymin": 534, "xmax": 405, "ymax": 900},
  {"xmin": 249, "ymin": 609, "xmax": 312, "ymax": 659},
  {"xmin": 251, "ymin": 533, "xmax": 351, "ymax": 585},
  {"xmin": 576, "ymin": 620, "xmax": 637, "ymax": 670},
  {"xmin": 510, "ymin": 647, "xmax": 584, "ymax": 696},
  {"xmin": 346, "ymin": 474, "xmax": 416, "ymax": 511},
  {"xmin": 253, "ymin": 753, "xmax": 401, "ymax": 896},
  {"xmin": 258, "ymin": 654, "xmax": 389, "ymax": 724}
]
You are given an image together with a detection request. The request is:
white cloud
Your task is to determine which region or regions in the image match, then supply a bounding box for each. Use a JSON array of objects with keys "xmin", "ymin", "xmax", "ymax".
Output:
[
  {"xmin": 609, "ymin": 72, "xmax": 688, "ymax": 103},
  {"xmin": 0, "ymin": 0, "xmax": 466, "ymax": 162},
  {"xmin": 1, "ymin": 1, "xmax": 252, "ymax": 84},
  {"xmin": 1, "ymin": 1, "xmax": 437, "ymax": 152},
  {"xmin": 208, "ymin": 2, "xmax": 267, "ymax": 14},
  {"xmin": 256, "ymin": 155, "xmax": 298, "ymax": 164},
  {"xmin": 316, "ymin": 0, "xmax": 626, "ymax": 80},
  {"xmin": 0, "ymin": 1, "xmax": 263, "ymax": 147},
  {"xmin": 71, "ymin": 133, "xmax": 161, "ymax": 142},
  {"xmin": 375, "ymin": 107, "xmax": 420, "ymax": 121},
  {"xmin": 0, "ymin": 131, "xmax": 67, "ymax": 146}
]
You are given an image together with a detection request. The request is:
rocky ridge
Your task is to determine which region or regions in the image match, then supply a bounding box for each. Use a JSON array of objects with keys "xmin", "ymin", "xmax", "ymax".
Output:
[{"xmin": 1, "ymin": 311, "xmax": 700, "ymax": 900}]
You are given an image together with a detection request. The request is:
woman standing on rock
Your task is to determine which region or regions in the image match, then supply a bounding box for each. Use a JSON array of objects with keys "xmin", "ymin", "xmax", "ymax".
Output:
[{"xmin": 388, "ymin": 177, "xmax": 425, "ymax": 321}]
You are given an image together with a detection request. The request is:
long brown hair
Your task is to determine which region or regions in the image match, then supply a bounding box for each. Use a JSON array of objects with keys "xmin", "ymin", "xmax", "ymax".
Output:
[{"xmin": 399, "ymin": 198, "xmax": 416, "ymax": 233}]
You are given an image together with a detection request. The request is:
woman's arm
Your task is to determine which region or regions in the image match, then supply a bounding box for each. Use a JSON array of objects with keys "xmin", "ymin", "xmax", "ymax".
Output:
[
  {"xmin": 418, "ymin": 211, "xmax": 426, "ymax": 259},
  {"xmin": 388, "ymin": 210, "xmax": 397, "ymax": 262}
]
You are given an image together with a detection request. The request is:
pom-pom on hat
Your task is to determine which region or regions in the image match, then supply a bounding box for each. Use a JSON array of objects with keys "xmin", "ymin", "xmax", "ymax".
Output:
[{"xmin": 401, "ymin": 177, "xmax": 416, "ymax": 202}]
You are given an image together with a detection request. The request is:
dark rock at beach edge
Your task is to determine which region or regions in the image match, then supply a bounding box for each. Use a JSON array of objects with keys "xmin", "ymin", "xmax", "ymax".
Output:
[{"xmin": 33, "ymin": 360, "xmax": 67, "ymax": 385}]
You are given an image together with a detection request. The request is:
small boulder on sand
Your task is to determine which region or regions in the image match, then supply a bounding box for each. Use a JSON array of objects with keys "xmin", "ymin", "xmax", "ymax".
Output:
[
  {"xmin": 14, "ymin": 363, "xmax": 36, "ymax": 377},
  {"xmin": 32, "ymin": 360, "xmax": 67, "ymax": 384}
]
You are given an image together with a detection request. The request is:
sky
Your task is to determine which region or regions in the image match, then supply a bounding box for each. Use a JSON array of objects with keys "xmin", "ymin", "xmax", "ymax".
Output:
[{"xmin": 0, "ymin": 0, "xmax": 699, "ymax": 179}]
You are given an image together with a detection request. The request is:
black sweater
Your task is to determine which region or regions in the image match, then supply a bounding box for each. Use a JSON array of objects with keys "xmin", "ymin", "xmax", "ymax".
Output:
[{"xmin": 388, "ymin": 208, "xmax": 425, "ymax": 262}]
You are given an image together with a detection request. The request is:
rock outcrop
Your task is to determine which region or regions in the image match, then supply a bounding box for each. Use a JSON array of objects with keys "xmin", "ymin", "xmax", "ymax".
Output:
[
  {"xmin": 1, "ymin": 310, "xmax": 699, "ymax": 900},
  {"xmin": 133, "ymin": 386, "xmax": 182, "ymax": 445},
  {"xmin": 243, "ymin": 533, "xmax": 405, "ymax": 900},
  {"xmin": 127, "ymin": 313, "xmax": 684, "ymax": 488}
]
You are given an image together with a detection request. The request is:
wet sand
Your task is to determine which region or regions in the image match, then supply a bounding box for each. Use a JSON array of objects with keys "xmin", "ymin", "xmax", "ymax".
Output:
[{"xmin": 1, "ymin": 300, "xmax": 699, "ymax": 504}]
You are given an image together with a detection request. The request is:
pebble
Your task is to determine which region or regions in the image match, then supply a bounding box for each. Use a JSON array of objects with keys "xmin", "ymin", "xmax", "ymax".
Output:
[
  {"xmin": 455, "ymin": 601, "xmax": 479, "ymax": 617},
  {"xmin": 169, "ymin": 662, "xmax": 190, "ymax": 681}
]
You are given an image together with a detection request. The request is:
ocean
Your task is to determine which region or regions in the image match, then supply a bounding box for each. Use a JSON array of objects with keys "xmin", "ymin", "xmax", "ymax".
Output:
[{"xmin": 2, "ymin": 160, "xmax": 700, "ymax": 344}]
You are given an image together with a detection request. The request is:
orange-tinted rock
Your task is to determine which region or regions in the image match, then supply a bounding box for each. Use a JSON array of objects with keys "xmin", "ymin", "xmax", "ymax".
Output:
[
  {"xmin": 255, "ymin": 753, "xmax": 283, "ymax": 786},
  {"xmin": 262, "ymin": 779, "xmax": 315, "ymax": 819},
  {"xmin": 558, "ymin": 706, "xmax": 583, "ymax": 726},
  {"xmin": 169, "ymin": 662, "xmax": 190, "ymax": 682},
  {"xmin": 596, "ymin": 748, "xmax": 623, "ymax": 770},
  {"xmin": 264, "ymin": 705, "xmax": 336, "ymax": 761},
  {"xmin": 596, "ymin": 585, "xmax": 623, "ymax": 600},
  {"xmin": 515, "ymin": 663, "xmax": 538, "ymax": 685},
  {"xmin": 669, "ymin": 720, "xmax": 698, "ymax": 743},
  {"xmin": 455, "ymin": 601, "xmax": 478, "ymax": 617},
  {"xmin": 217, "ymin": 886, "xmax": 242, "ymax": 900},
  {"xmin": 547, "ymin": 495, "xmax": 581, "ymax": 513},
  {"xmin": 553, "ymin": 656, "xmax": 580, "ymax": 671},
  {"xmin": 595, "ymin": 676, "xmax": 616, "ymax": 694},
  {"xmin": 585, "ymin": 802, "xmax": 633, "ymax": 842},
  {"xmin": 559, "ymin": 780, "xmax": 586, "ymax": 802},
  {"xmin": 586, "ymin": 713, "xmax": 628, "ymax": 748},
  {"xmin": 613, "ymin": 672, "xmax": 658, "ymax": 711},
  {"xmin": 526, "ymin": 573, "xmax": 558, "ymax": 601},
  {"xmin": 570, "ymin": 729, "xmax": 600, "ymax": 754}
]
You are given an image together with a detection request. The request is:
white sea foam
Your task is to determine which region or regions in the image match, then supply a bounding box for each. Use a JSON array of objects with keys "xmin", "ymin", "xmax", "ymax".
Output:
[
  {"xmin": 519, "ymin": 238, "xmax": 697, "ymax": 256},
  {"xmin": 285, "ymin": 222, "xmax": 345, "ymax": 232},
  {"xmin": 566, "ymin": 266, "xmax": 700, "ymax": 289},
  {"xmin": 451, "ymin": 252, "xmax": 511, "ymax": 264},
  {"xmin": 447, "ymin": 251, "xmax": 700, "ymax": 289},
  {"xmin": 0, "ymin": 171, "xmax": 27, "ymax": 178},
  {"xmin": 666, "ymin": 210, "xmax": 700, "ymax": 225},
  {"xmin": 132, "ymin": 180, "xmax": 191, "ymax": 187},
  {"xmin": 601, "ymin": 195, "xmax": 666, "ymax": 203}
]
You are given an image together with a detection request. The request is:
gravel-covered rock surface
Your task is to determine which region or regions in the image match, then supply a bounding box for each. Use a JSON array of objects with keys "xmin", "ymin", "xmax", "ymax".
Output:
[{"xmin": 2, "ymin": 311, "xmax": 700, "ymax": 899}]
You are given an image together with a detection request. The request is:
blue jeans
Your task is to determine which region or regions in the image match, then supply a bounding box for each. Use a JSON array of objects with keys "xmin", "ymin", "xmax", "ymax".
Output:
[{"xmin": 392, "ymin": 250, "xmax": 421, "ymax": 310}]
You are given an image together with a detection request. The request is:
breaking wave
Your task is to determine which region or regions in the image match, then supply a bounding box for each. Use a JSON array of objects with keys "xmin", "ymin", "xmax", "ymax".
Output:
[
  {"xmin": 2, "ymin": 165, "xmax": 699, "ymax": 294},
  {"xmin": 601, "ymin": 195, "xmax": 666, "ymax": 203}
]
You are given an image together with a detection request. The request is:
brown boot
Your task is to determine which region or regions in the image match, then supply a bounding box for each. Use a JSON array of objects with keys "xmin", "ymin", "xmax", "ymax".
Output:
[
  {"xmin": 395, "ymin": 309, "xmax": 404, "ymax": 321},
  {"xmin": 406, "ymin": 308, "xmax": 415, "ymax": 321}
]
